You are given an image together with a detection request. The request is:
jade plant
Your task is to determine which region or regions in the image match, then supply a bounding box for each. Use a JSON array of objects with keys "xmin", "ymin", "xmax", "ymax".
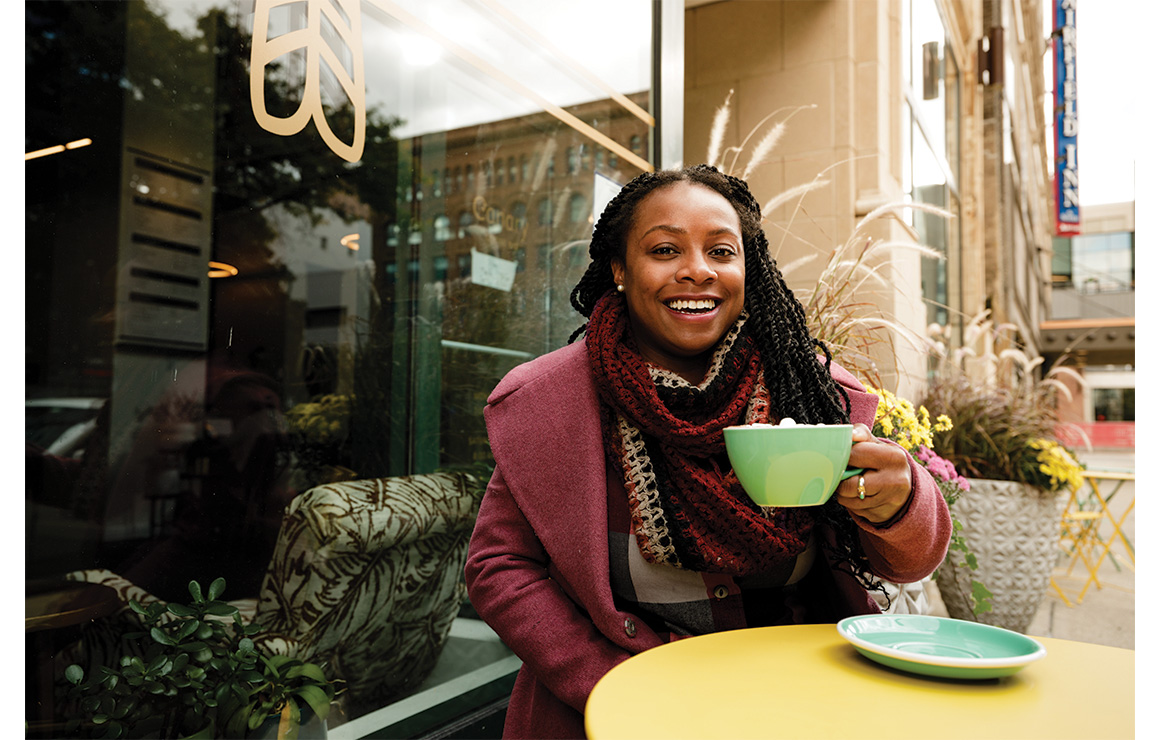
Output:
[{"xmin": 62, "ymin": 578, "xmax": 336, "ymax": 739}]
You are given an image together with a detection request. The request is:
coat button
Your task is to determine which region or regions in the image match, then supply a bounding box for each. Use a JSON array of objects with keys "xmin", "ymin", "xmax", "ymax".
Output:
[
  {"xmin": 713, "ymin": 584, "xmax": 730, "ymax": 600},
  {"xmin": 624, "ymin": 618, "xmax": 637, "ymax": 637}
]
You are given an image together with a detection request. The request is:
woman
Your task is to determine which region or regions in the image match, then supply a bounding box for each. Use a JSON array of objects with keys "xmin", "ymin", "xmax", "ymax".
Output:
[{"xmin": 465, "ymin": 165, "xmax": 951, "ymax": 739}]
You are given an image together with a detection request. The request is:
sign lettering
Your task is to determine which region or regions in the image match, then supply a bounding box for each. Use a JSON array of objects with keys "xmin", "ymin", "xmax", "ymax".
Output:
[{"xmin": 1053, "ymin": 0, "xmax": 1081, "ymax": 235}]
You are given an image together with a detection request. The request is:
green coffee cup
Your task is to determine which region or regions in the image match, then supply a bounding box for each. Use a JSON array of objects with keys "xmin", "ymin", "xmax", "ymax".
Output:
[{"xmin": 723, "ymin": 424, "xmax": 863, "ymax": 507}]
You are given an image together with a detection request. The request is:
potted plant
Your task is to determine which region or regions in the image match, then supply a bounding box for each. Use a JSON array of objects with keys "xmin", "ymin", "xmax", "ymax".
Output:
[
  {"xmin": 61, "ymin": 578, "xmax": 336, "ymax": 739},
  {"xmin": 918, "ymin": 313, "xmax": 1086, "ymax": 632},
  {"xmin": 285, "ymin": 393, "xmax": 357, "ymax": 491}
]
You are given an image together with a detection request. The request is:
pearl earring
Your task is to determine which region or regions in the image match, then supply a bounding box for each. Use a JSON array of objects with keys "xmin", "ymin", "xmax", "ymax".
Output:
[{"xmin": 616, "ymin": 284, "xmax": 624, "ymax": 292}]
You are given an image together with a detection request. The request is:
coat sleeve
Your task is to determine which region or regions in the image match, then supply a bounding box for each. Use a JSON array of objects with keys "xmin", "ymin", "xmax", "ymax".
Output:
[
  {"xmin": 831, "ymin": 364, "xmax": 953, "ymax": 584},
  {"xmin": 851, "ymin": 444, "xmax": 952, "ymax": 583},
  {"xmin": 464, "ymin": 464, "xmax": 636, "ymax": 713}
]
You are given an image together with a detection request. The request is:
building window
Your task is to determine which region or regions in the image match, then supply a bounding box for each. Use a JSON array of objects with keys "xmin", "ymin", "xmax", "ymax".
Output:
[
  {"xmin": 1055, "ymin": 232, "xmax": 1134, "ymax": 293},
  {"xmin": 568, "ymin": 193, "xmax": 587, "ymax": 223},
  {"xmin": 905, "ymin": 0, "xmax": 961, "ymax": 333},
  {"xmin": 458, "ymin": 210, "xmax": 474, "ymax": 238},
  {"xmin": 1093, "ymin": 387, "xmax": 1134, "ymax": 422},
  {"xmin": 434, "ymin": 214, "xmax": 452, "ymax": 241}
]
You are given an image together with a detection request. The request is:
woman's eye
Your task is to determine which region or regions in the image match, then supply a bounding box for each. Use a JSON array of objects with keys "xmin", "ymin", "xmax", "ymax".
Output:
[
  {"xmin": 651, "ymin": 245, "xmax": 677, "ymax": 255},
  {"xmin": 711, "ymin": 246, "xmax": 738, "ymax": 258}
]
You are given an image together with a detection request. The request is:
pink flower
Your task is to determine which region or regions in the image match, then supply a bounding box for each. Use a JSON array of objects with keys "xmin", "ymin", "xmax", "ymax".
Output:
[{"xmin": 915, "ymin": 446, "xmax": 970, "ymax": 491}]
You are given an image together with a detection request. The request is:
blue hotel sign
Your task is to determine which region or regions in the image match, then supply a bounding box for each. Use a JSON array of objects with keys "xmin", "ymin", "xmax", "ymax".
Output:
[{"xmin": 1053, "ymin": 0, "xmax": 1081, "ymax": 235}]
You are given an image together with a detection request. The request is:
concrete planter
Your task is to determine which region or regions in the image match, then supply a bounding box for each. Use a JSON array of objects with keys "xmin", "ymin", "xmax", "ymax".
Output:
[{"xmin": 937, "ymin": 478, "xmax": 1064, "ymax": 633}]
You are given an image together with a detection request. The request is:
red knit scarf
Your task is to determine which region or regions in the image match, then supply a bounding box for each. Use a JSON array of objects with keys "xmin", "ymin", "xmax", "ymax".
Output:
[{"xmin": 586, "ymin": 292, "xmax": 815, "ymax": 575}]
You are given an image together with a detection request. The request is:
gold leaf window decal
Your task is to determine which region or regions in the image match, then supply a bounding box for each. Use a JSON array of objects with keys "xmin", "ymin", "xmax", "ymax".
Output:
[{"xmin": 250, "ymin": 0, "xmax": 367, "ymax": 163}]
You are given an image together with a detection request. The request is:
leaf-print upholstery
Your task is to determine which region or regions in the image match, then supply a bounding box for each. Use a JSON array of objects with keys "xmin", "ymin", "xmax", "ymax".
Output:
[
  {"xmin": 254, "ymin": 471, "xmax": 484, "ymax": 712},
  {"xmin": 64, "ymin": 472, "xmax": 483, "ymax": 717}
]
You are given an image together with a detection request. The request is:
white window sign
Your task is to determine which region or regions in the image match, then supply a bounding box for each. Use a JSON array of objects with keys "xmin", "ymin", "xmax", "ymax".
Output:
[
  {"xmin": 471, "ymin": 248, "xmax": 517, "ymax": 292},
  {"xmin": 593, "ymin": 171, "xmax": 623, "ymax": 225}
]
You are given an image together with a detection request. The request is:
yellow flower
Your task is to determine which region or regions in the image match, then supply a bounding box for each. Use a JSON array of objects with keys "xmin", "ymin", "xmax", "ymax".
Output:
[
  {"xmin": 1029, "ymin": 438, "xmax": 1085, "ymax": 492},
  {"xmin": 869, "ymin": 386, "xmax": 941, "ymax": 451}
]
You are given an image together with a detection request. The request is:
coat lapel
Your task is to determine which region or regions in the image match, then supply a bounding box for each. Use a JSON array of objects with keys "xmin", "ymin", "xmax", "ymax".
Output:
[{"xmin": 484, "ymin": 341, "xmax": 614, "ymax": 611}]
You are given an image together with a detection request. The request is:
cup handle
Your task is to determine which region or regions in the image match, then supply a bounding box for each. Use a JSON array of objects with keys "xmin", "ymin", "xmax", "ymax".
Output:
[{"xmin": 840, "ymin": 467, "xmax": 864, "ymax": 481}]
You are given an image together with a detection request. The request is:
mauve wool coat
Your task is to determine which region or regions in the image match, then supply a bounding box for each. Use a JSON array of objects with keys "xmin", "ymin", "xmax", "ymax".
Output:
[{"xmin": 465, "ymin": 340, "xmax": 951, "ymax": 739}]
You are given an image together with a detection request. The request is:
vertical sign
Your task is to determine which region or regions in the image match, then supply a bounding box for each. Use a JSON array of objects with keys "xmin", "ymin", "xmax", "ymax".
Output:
[{"xmin": 1053, "ymin": 0, "xmax": 1081, "ymax": 235}]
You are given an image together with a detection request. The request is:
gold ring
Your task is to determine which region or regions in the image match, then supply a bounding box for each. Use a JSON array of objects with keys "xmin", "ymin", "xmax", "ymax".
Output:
[{"xmin": 857, "ymin": 476, "xmax": 866, "ymax": 500}]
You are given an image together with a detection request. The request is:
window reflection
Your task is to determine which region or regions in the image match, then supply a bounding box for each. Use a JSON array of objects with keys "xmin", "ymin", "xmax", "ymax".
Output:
[
  {"xmin": 905, "ymin": 0, "xmax": 961, "ymax": 334},
  {"xmin": 26, "ymin": 0, "xmax": 654, "ymax": 734}
]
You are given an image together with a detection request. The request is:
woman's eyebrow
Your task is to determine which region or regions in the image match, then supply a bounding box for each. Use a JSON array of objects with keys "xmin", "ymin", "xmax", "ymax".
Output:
[{"xmin": 639, "ymin": 224, "xmax": 740, "ymax": 238}]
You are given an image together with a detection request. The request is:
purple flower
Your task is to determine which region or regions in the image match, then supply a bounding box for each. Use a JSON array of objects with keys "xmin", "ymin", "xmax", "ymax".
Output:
[{"xmin": 915, "ymin": 446, "xmax": 970, "ymax": 491}]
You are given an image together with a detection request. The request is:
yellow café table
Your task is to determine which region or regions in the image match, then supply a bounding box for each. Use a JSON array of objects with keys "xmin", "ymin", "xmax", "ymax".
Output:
[{"xmin": 585, "ymin": 622, "xmax": 1133, "ymax": 740}]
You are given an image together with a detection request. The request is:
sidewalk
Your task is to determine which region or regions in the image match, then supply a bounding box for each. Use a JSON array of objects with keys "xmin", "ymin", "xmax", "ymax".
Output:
[{"xmin": 927, "ymin": 448, "xmax": 1135, "ymax": 650}]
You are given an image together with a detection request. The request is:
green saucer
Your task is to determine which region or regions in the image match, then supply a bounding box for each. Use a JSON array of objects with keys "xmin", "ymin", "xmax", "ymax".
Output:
[{"xmin": 836, "ymin": 615, "xmax": 1047, "ymax": 679}]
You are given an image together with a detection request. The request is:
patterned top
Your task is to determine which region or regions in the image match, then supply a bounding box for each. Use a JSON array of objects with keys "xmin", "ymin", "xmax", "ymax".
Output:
[{"xmin": 606, "ymin": 463, "xmax": 828, "ymax": 639}]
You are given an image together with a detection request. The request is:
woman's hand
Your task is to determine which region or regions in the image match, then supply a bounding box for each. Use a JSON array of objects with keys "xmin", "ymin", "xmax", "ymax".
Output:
[{"xmin": 835, "ymin": 423, "xmax": 913, "ymax": 525}]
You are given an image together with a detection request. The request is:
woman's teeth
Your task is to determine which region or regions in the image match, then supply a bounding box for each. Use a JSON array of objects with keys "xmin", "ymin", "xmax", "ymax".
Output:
[{"xmin": 667, "ymin": 299, "xmax": 717, "ymax": 313}]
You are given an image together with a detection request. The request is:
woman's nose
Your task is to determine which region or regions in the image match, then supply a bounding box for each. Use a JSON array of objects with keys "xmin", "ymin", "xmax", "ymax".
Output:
[{"xmin": 677, "ymin": 253, "xmax": 717, "ymax": 283}]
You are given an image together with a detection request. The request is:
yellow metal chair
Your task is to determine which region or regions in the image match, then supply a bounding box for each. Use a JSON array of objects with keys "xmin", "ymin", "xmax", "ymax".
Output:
[{"xmin": 1051, "ymin": 471, "xmax": 1134, "ymax": 606}]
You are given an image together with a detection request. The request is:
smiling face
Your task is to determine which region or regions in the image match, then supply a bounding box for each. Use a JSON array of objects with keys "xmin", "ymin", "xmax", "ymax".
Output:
[{"xmin": 611, "ymin": 181, "xmax": 746, "ymax": 383}]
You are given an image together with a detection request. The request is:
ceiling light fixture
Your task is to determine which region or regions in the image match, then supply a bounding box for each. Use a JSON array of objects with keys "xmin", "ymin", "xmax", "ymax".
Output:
[
  {"xmin": 207, "ymin": 261, "xmax": 239, "ymax": 278},
  {"xmin": 25, "ymin": 138, "xmax": 93, "ymax": 161}
]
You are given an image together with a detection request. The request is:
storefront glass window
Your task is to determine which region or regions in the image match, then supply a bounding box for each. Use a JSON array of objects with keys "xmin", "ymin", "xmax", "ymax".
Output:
[
  {"xmin": 903, "ymin": 0, "xmax": 962, "ymax": 334},
  {"xmin": 25, "ymin": 0, "xmax": 656, "ymax": 735}
]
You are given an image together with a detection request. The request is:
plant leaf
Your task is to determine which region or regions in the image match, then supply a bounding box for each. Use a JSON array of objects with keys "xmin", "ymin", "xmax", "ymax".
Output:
[
  {"xmin": 65, "ymin": 664, "xmax": 85, "ymax": 685},
  {"xmin": 288, "ymin": 662, "xmax": 327, "ymax": 685},
  {"xmin": 168, "ymin": 602, "xmax": 196, "ymax": 618},
  {"xmin": 280, "ymin": 698, "xmax": 302, "ymax": 739},
  {"xmin": 188, "ymin": 580, "xmax": 204, "ymax": 603},
  {"xmin": 295, "ymin": 684, "xmax": 332, "ymax": 720},
  {"xmin": 971, "ymin": 580, "xmax": 995, "ymax": 614},
  {"xmin": 207, "ymin": 577, "xmax": 226, "ymax": 601},
  {"xmin": 248, "ymin": 709, "xmax": 268, "ymax": 732},
  {"xmin": 204, "ymin": 602, "xmax": 239, "ymax": 617}
]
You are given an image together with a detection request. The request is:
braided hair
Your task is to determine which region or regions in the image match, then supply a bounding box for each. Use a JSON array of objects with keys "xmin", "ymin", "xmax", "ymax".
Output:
[{"xmin": 570, "ymin": 163, "xmax": 886, "ymax": 599}]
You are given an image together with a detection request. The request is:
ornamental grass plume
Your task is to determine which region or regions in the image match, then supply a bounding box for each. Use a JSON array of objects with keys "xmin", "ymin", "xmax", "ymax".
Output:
[{"xmin": 918, "ymin": 311, "xmax": 1087, "ymax": 494}]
